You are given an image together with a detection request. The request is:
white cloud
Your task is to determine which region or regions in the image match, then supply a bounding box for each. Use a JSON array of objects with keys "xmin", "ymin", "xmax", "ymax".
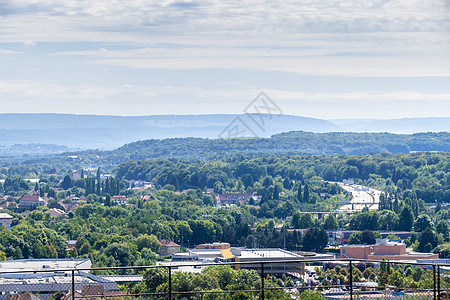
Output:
[
  {"xmin": 1, "ymin": 0, "xmax": 448, "ymax": 77},
  {"xmin": 23, "ymin": 40, "xmax": 35, "ymax": 47},
  {"xmin": 0, "ymin": 0, "xmax": 449, "ymax": 118},
  {"xmin": 0, "ymin": 48, "xmax": 22, "ymax": 55}
]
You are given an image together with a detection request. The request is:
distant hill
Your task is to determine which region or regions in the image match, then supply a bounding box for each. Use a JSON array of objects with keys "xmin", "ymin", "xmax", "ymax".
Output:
[
  {"xmin": 109, "ymin": 131, "xmax": 450, "ymax": 161},
  {"xmin": 0, "ymin": 113, "xmax": 339, "ymax": 150},
  {"xmin": 0, "ymin": 113, "xmax": 449, "ymax": 153}
]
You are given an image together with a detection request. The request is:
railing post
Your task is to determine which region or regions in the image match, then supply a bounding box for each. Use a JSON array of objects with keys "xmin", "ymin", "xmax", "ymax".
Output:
[
  {"xmin": 72, "ymin": 269, "xmax": 75, "ymax": 300},
  {"xmin": 169, "ymin": 266, "xmax": 172, "ymax": 300},
  {"xmin": 438, "ymin": 265, "xmax": 441, "ymax": 300},
  {"xmin": 261, "ymin": 262, "xmax": 265, "ymax": 300},
  {"xmin": 433, "ymin": 265, "xmax": 437, "ymax": 300},
  {"xmin": 349, "ymin": 260, "xmax": 353, "ymax": 300}
]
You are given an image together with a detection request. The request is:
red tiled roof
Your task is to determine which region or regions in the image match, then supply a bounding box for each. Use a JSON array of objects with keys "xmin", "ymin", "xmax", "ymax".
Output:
[
  {"xmin": 159, "ymin": 239, "xmax": 180, "ymax": 247},
  {"xmin": 19, "ymin": 195, "xmax": 41, "ymax": 201}
]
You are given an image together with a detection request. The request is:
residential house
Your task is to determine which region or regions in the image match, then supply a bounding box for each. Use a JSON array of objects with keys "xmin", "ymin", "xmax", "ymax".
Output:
[
  {"xmin": 66, "ymin": 240, "xmax": 77, "ymax": 250},
  {"xmin": 159, "ymin": 240, "xmax": 181, "ymax": 256},
  {"xmin": 47, "ymin": 208, "xmax": 67, "ymax": 217},
  {"xmin": 18, "ymin": 194, "xmax": 46, "ymax": 209},
  {"xmin": 217, "ymin": 189, "xmax": 261, "ymax": 205},
  {"xmin": 112, "ymin": 195, "xmax": 128, "ymax": 205},
  {"xmin": 0, "ymin": 201, "xmax": 17, "ymax": 210},
  {"xmin": 8, "ymin": 291, "xmax": 42, "ymax": 300},
  {"xmin": 0, "ymin": 213, "xmax": 13, "ymax": 230}
]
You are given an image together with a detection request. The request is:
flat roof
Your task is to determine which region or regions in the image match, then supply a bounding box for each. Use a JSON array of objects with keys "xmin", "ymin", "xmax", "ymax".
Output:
[
  {"xmin": 342, "ymin": 243, "xmax": 404, "ymax": 247},
  {"xmin": 238, "ymin": 249, "xmax": 303, "ymax": 259},
  {"xmin": 0, "ymin": 258, "xmax": 91, "ymax": 272},
  {"xmin": 190, "ymin": 250, "xmax": 223, "ymax": 255}
]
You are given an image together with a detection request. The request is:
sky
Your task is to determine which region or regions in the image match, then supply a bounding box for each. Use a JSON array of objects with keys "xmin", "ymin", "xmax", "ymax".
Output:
[{"xmin": 0, "ymin": 0, "xmax": 449, "ymax": 120}]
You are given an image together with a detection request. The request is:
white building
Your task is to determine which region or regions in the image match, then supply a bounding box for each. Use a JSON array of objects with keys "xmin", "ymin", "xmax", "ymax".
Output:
[
  {"xmin": 0, "ymin": 213, "xmax": 13, "ymax": 230},
  {"xmin": 172, "ymin": 248, "xmax": 305, "ymax": 275},
  {"xmin": 0, "ymin": 259, "xmax": 118, "ymax": 300}
]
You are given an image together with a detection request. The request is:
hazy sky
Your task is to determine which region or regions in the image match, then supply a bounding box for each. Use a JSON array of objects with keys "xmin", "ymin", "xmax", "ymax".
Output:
[{"xmin": 1, "ymin": 0, "xmax": 449, "ymax": 119}]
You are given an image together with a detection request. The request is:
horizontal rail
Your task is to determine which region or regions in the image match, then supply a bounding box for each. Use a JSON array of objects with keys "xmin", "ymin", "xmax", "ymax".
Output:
[
  {"xmin": 1, "ymin": 258, "xmax": 449, "ymax": 275},
  {"xmin": 1, "ymin": 257, "xmax": 448, "ymax": 300}
]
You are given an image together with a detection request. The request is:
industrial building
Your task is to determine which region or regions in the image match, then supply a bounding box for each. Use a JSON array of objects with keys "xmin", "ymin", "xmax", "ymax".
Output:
[
  {"xmin": 340, "ymin": 239, "xmax": 439, "ymax": 260},
  {"xmin": 171, "ymin": 248, "xmax": 307, "ymax": 275},
  {"xmin": 0, "ymin": 259, "xmax": 118, "ymax": 300}
]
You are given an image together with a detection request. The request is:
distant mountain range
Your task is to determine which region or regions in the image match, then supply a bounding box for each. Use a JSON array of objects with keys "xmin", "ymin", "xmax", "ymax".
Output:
[{"xmin": 0, "ymin": 113, "xmax": 448, "ymax": 153}]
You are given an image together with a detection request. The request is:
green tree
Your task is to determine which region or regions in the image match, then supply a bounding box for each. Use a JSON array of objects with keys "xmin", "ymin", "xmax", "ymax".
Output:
[
  {"xmin": 388, "ymin": 270, "xmax": 405, "ymax": 288},
  {"xmin": 283, "ymin": 178, "xmax": 292, "ymax": 189},
  {"xmin": 203, "ymin": 265, "xmax": 235, "ymax": 290},
  {"xmin": 361, "ymin": 230, "xmax": 376, "ymax": 245},
  {"xmin": 104, "ymin": 193, "xmax": 111, "ymax": 207},
  {"xmin": 378, "ymin": 259, "xmax": 392, "ymax": 287},
  {"xmin": 297, "ymin": 184, "xmax": 302, "ymax": 202},
  {"xmin": 378, "ymin": 210, "xmax": 399, "ymax": 230},
  {"xmin": 363, "ymin": 267, "xmax": 375, "ymax": 280},
  {"xmin": 414, "ymin": 214, "xmax": 433, "ymax": 232},
  {"xmin": 138, "ymin": 268, "xmax": 169, "ymax": 293},
  {"xmin": 302, "ymin": 227, "xmax": 328, "ymax": 252},
  {"xmin": 398, "ymin": 205, "xmax": 414, "ymax": 231},
  {"xmin": 103, "ymin": 243, "xmax": 132, "ymax": 266},
  {"xmin": 297, "ymin": 213, "xmax": 314, "ymax": 229},
  {"xmin": 0, "ymin": 250, "xmax": 6, "ymax": 261},
  {"xmin": 79, "ymin": 243, "xmax": 91, "ymax": 256},
  {"xmin": 323, "ymin": 214, "xmax": 338, "ymax": 230},
  {"xmin": 418, "ymin": 227, "xmax": 438, "ymax": 252},
  {"xmin": 299, "ymin": 290, "xmax": 325, "ymax": 300},
  {"xmin": 348, "ymin": 232, "xmax": 362, "ymax": 245},
  {"xmin": 412, "ymin": 266, "xmax": 424, "ymax": 282},
  {"xmin": 96, "ymin": 167, "xmax": 101, "ymax": 195},
  {"xmin": 136, "ymin": 234, "xmax": 161, "ymax": 253},
  {"xmin": 436, "ymin": 220, "xmax": 449, "ymax": 238},
  {"xmin": 61, "ymin": 175, "xmax": 73, "ymax": 190},
  {"xmin": 303, "ymin": 184, "xmax": 310, "ymax": 203}
]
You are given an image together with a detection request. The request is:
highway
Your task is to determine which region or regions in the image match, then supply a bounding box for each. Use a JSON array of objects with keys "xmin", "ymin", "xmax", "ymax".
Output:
[{"xmin": 335, "ymin": 183, "xmax": 381, "ymax": 213}]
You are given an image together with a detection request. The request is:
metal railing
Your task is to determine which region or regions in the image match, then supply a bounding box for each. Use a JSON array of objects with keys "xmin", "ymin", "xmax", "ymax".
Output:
[{"xmin": 1, "ymin": 258, "xmax": 450, "ymax": 299}]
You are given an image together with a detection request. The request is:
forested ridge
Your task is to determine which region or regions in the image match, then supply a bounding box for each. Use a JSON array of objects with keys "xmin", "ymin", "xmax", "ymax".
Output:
[{"xmin": 108, "ymin": 131, "xmax": 450, "ymax": 162}]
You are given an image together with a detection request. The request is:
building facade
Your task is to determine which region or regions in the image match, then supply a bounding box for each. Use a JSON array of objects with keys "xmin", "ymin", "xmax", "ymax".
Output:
[
  {"xmin": 0, "ymin": 213, "xmax": 13, "ymax": 230},
  {"xmin": 159, "ymin": 240, "xmax": 181, "ymax": 256}
]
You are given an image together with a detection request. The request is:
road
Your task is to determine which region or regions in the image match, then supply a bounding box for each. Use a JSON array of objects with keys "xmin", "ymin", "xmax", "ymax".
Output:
[{"xmin": 335, "ymin": 183, "xmax": 382, "ymax": 213}]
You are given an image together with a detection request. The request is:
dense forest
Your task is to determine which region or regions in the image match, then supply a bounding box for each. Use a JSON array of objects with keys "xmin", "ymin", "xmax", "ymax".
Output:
[
  {"xmin": 108, "ymin": 131, "xmax": 450, "ymax": 161},
  {"xmin": 2, "ymin": 131, "xmax": 450, "ymax": 168}
]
